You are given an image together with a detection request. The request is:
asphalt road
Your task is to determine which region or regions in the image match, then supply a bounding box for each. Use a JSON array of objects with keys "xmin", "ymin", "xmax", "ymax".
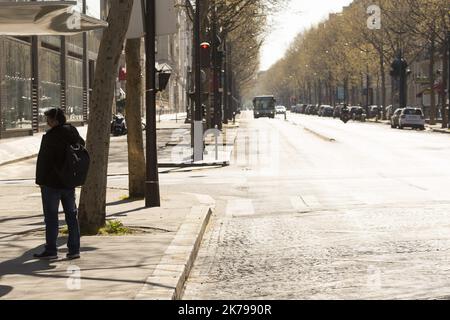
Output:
[{"xmin": 179, "ymin": 111, "xmax": 450, "ymax": 300}]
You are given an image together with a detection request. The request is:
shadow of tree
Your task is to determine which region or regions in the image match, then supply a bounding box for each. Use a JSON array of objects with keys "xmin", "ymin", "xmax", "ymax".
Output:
[{"xmin": 0, "ymin": 237, "xmax": 97, "ymax": 298}]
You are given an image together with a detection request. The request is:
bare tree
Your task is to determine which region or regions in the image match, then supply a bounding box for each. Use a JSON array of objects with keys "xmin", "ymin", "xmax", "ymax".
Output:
[
  {"xmin": 78, "ymin": 0, "xmax": 134, "ymax": 235},
  {"xmin": 125, "ymin": 38, "xmax": 146, "ymax": 198}
]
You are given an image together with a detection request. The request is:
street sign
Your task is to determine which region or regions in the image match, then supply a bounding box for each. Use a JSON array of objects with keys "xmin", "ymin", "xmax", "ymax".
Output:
[{"xmin": 126, "ymin": 0, "xmax": 177, "ymax": 39}]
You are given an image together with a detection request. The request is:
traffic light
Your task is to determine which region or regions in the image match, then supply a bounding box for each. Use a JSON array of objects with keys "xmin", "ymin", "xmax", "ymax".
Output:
[
  {"xmin": 157, "ymin": 72, "xmax": 171, "ymax": 92},
  {"xmin": 390, "ymin": 58, "xmax": 401, "ymax": 77},
  {"xmin": 390, "ymin": 55, "xmax": 408, "ymax": 78},
  {"xmin": 200, "ymin": 42, "xmax": 211, "ymax": 68}
]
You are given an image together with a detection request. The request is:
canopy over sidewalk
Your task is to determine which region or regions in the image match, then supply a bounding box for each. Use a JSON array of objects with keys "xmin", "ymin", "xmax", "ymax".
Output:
[{"xmin": 0, "ymin": 1, "xmax": 107, "ymax": 36}]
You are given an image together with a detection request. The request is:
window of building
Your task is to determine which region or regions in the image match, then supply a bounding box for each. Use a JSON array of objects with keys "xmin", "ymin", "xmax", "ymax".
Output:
[
  {"xmin": 1, "ymin": 38, "xmax": 32, "ymax": 130},
  {"xmin": 39, "ymin": 47, "xmax": 61, "ymax": 125},
  {"xmin": 66, "ymin": 57, "xmax": 83, "ymax": 121}
]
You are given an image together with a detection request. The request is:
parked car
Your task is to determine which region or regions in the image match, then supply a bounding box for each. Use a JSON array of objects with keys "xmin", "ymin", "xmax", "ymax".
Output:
[
  {"xmin": 298, "ymin": 104, "xmax": 307, "ymax": 114},
  {"xmin": 318, "ymin": 105, "xmax": 325, "ymax": 116},
  {"xmin": 350, "ymin": 106, "xmax": 366, "ymax": 122},
  {"xmin": 305, "ymin": 105, "xmax": 313, "ymax": 115},
  {"xmin": 385, "ymin": 105, "xmax": 394, "ymax": 119},
  {"xmin": 333, "ymin": 104, "xmax": 345, "ymax": 118},
  {"xmin": 390, "ymin": 108, "xmax": 402, "ymax": 128},
  {"xmin": 310, "ymin": 104, "xmax": 320, "ymax": 115},
  {"xmin": 368, "ymin": 105, "xmax": 382, "ymax": 118},
  {"xmin": 275, "ymin": 105, "xmax": 287, "ymax": 114},
  {"xmin": 319, "ymin": 105, "xmax": 334, "ymax": 117},
  {"xmin": 391, "ymin": 107, "xmax": 425, "ymax": 130}
]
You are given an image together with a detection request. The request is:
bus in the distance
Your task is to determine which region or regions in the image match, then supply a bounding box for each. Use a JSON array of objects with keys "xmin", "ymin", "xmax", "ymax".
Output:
[{"xmin": 253, "ymin": 95, "xmax": 276, "ymax": 119}]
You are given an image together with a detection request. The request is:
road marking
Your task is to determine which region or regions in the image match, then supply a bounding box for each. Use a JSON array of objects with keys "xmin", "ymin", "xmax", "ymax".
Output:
[
  {"xmin": 226, "ymin": 198, "xmax": 255, "ymax": 217},
  {"xmin": 290, "ymin": 196, "xmax": 309, "ymax": 211},
  {"xmin": 184, "ymin": 193, "xmax": 216, "ymax": 207},
  {"xmin": 301, "ymin": 195, "xmax": 321, "ymax": 207}
]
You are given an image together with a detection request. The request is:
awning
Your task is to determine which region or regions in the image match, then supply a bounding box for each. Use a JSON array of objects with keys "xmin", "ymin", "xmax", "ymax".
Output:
[
  {"xmin": 0, "ymin": 1, "xmax": 108, "ymax": 36},
  {"xmin": 416, "ymin": 82, "xmax": 444, "ymax": 97}
]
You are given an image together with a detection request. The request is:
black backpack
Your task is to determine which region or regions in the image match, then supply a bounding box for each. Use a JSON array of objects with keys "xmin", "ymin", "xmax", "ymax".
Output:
[{"xmin": 57, "ymin": 134, "xmax": 90, "ymax": 188}]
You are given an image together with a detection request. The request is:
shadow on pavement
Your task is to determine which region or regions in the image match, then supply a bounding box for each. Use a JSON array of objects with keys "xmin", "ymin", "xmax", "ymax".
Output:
[{"xmin": 0, "ymin": 237, "xmax": 98, "ymax": 298}]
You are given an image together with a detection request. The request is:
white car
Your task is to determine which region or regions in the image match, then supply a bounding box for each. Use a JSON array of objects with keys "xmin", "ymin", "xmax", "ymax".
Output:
[
  {"xmin": 397, "ymin": 107, "xmax": 425, "ymax": 130},
  {"xmin": 275, "ymin": 106, "xmax": 287, "ymax": 114}
]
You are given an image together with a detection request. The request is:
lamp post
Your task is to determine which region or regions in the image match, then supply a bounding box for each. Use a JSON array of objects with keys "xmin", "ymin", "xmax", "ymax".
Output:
[
  {"xmin": 447, "ymin": 30, "xmax": 450, "ymax": 129},
  {"xmin": 144, "ymin": 0, "xmax": 160, "ymax": 208}
]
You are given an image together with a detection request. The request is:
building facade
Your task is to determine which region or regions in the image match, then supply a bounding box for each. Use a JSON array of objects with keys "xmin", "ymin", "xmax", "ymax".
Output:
[
  {"xmin": 0, "ymin": 0, "xmax": 107, "ymax": 139},
  {"xmin": 155, "ymin": 0, "xmax": 193, "ymax": 115}
]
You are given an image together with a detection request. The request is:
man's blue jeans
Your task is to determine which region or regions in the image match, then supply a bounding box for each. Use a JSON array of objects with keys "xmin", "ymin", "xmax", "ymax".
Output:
[{"xmin": 40, "ymin": 186, "xmax": 80, "ymax": 255}]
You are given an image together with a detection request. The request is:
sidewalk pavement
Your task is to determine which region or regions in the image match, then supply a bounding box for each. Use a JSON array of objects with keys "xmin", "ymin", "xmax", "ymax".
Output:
[
  {"xmin": 0, "ymin": 112, "xmax": 240, "ymax": 167},
  {"xmin": 366, "ymin": 118, "xmax": 450, "ymax": 134},
  {"xmin": 0, "ymin": 114, "xmax": 240, "ymax": 300},
  {"xmin": 0, "ymin": 187, "xmax": 211, "ymax": 300},
  {"xmin": 0, "ymin": 113, "xmax": 188, "ymax": 167}
]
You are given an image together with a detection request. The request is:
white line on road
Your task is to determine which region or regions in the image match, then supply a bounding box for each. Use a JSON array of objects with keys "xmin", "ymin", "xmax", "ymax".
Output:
[
  {"xmin": 290, "ymin": 196, "xmax": 309, "ymax": 211},
  {"xmin": 301, "ymin": 195, "xmax": 321, "ymax": 208},
  {"xmin": 226, "ymin": 198, "xmax": 255, "ymax": 217},
  {"xmin": 184, "ymin": 193, "xmax": 216, "ymax": 208}
]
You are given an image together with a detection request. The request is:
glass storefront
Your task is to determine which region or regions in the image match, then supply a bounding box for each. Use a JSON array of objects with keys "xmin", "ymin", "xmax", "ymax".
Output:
[
  {"xmin": 0, "ymin": 37, "xmax": 32, "ymax": 130},
  {"xmin": 39, "ymin": 47, "xmax": 61, "ymax": 125},
  {"xmin": 0, "ymin": 0, "xmax": 103, "ymax": 137},
  {"xmin": 66, "ymin": 57, "xmax": 84, "ymax": 121}
]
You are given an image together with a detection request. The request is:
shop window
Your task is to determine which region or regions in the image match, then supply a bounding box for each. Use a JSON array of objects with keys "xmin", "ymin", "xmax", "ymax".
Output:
[
  {"xmin": 1, "ymin": 38, "xmax": 32, "ymax": 130},
  {"xmin": 39, "ymin": 48, "xmax": 61, "ymax": 126},
  {"xmin": 66, "ymin": 57, "xmax": 83, "ymax": 122}
]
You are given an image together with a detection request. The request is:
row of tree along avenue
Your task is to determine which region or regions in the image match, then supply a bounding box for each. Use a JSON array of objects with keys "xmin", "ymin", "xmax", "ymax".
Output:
[
  {"xmin": 77, "ymin": 0, "xmax": 286, "ymax": 234},
  {"xmin": 252, "ymin": 0, "xmax": 449, "ymax": 127}
]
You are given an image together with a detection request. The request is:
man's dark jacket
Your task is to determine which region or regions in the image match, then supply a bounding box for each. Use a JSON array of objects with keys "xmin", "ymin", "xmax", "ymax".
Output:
[{"xmin": 36, "ymin": 124, "xmax": 85, "ymax": 188}]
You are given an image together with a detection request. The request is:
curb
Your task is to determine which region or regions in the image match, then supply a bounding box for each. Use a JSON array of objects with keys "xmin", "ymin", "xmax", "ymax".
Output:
[
  {"xmin": 431, "ymin": 129, "xmax": 450, "ymax": 134},
  {"xmin": 0, "ymin": 154, "xmax": 38, "ymax": 167},
  {"xmin": 134, "ymin": 205, "xmax": 212, "ymax": 300},
  {"xmin": 158, "ymin": 162, "xmax": 229, "ymax": 168}
]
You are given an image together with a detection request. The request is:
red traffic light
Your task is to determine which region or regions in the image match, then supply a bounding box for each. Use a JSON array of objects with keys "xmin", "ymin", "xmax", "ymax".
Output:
[{"xmin": 199, "ymin": 42, "xmax": 211, "ymax": 68}]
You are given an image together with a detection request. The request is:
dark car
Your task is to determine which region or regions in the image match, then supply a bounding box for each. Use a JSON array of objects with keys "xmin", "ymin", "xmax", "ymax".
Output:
[
  {"xmin": 310, "ymin": 104, "xmax": 320, "ymax": 115},
  {"xmin": 333, "ymin": 104, "xmax": 345, "ymax": 118},
  {"xmin": 318, "ymin": 105, "xmax": 324, "ymax": 116},
  {"xmin": 319, "ymin": 105, "xmax": 333, "ymax": 117},
  {"xmin": 298, "ymin": 104, "xmax": 307, "ymax": 114},
  {"xmin": 349, "ymin": 106, "xmax": 366, "ymax": 122},
  {"xmin": 368, "ymin": 105, "xmax": 381, "ymax": 118}
]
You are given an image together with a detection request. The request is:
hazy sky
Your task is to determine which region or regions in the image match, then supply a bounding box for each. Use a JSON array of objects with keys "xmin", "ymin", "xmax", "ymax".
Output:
[
  {"xmin": 260, "ymin": 0, "xmax": 354, "ymax": 71},
  {"xmin": 83, "ymin": 0, "xmax": 101, "ymax": 18}
]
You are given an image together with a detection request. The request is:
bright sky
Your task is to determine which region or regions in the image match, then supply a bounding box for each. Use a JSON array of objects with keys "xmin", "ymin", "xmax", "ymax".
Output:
[
  {"xmin": 81, "ymin": 0, "xmax": 101, "ymax": 19},
  {"xmin": 260, "ymin": 0, "xmax": 354, "ymax": 71}
]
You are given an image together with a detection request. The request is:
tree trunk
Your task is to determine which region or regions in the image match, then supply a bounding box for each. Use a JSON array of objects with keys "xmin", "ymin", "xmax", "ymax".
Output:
[
  {"xmin": 380, "ymin": 53, "xmax": 387, "ymax": 119},
  {"xmin": 441, "ymin": 35, "xmax": 448, "ymax": 128},
  {"xmin": 78, "ymin": 0, "xmax": 134, "ymax": 235},
  {"xmin": 429, "ymin": 34, "xmax": 436, "ymax": 125},
  {"xmin": 125, "ymin": 38, "xmax": 146, "ymax": 198}
]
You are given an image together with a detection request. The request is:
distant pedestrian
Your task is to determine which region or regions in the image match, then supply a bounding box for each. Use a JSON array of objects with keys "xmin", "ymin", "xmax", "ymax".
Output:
[{"xmin": 34, "ymin": 108, "xmax": 85, "ymax": 260}]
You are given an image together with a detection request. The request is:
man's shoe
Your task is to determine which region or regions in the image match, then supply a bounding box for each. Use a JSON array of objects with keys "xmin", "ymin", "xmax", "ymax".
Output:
[
  {"xmin": 33, "ymin": 251, "xmax": 58, "ymax": 260},
  {"xmin": 66, "ymin": 252, "xmax": 80, "ymax": 260}
]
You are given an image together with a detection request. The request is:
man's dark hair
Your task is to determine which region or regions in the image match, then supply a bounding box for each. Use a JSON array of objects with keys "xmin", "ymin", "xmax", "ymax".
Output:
[{"xmin": 44, "ymin": 107, "xmax": 67, "ymax": 125}]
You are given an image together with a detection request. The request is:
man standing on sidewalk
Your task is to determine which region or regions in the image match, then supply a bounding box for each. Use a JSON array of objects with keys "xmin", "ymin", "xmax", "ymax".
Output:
[{"xmin": 34, "ymin": 108, "xmax": 84, "ymax": 260}]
